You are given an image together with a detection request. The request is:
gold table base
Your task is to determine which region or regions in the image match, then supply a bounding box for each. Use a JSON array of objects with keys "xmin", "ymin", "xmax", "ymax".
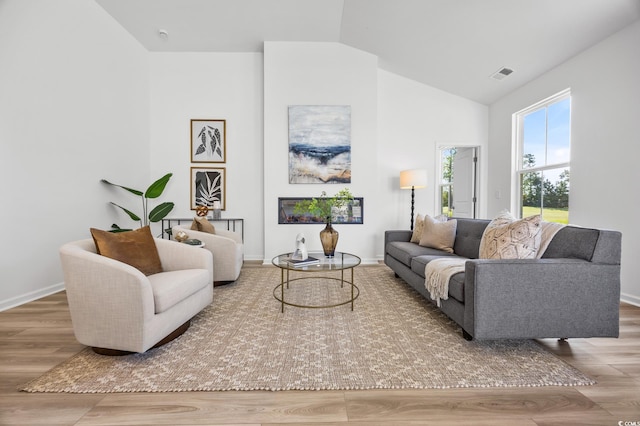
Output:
[{"xmin": 273, "ymin": 268, "xmax": 359, "ymax": 312}]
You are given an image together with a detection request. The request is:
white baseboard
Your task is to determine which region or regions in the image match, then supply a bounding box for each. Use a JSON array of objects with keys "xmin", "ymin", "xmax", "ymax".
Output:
[
  {"xmin": 621, "ymin": 292, "xmax": 640, "ymax": 307},
  {"xmin": 0, "ymin": 282, "xmax": 65, "ymax": 312}
]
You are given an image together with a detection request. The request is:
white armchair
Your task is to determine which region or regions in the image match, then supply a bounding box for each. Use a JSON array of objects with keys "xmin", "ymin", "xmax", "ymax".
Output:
[
  {"xmin": 59, "ymin": 238, "xmax": 213, "ymax": 355},
  {"xmin": 173, "ymin": 224, "xmax": 243, "ymax": 285}
]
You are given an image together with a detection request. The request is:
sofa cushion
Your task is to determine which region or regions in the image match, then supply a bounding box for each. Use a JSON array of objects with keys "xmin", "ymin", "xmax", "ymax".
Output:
[
  {"xmin": 147, "ymin": 269, "xmax": 210, "ymax": 314},
  {"xmin": 452, "ymin": 218, "xmax": 490, "ymax": 259},
  {"xmin": 410, "ymin": 253, "xmax": 462, "ymax": 277},
  {"xmin": 419, "ymin": 216, "xmax": 457, "ymax": 253},
  {"xmin": 411, "ymin": 255, "xmax": 465, "ymax": 302},
  {"xmin": 387, "ymin": 242, "xmax": 447, "ymax": 267},
  {"xmin": 90, "ymin": 226, "xmax": 163, "ymax": 276},
  {"xmin": 479, "ymin": 212, "xmax": 542, "ymax": 259},
  {"xmin": 448, "ymin": 272, "xmax": 465, "ymax": 303}
]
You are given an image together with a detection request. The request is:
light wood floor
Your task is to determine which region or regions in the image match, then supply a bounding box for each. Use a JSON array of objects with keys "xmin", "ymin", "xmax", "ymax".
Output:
[{"xmin": 1, "ymin": 275, "xmax": 639, "ymax": 425}]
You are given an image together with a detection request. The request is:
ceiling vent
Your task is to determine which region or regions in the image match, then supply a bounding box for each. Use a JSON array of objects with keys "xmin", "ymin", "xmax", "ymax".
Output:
[{"xmin": 490, "ymin": 67, "xmax": 514, "ymax": 81}]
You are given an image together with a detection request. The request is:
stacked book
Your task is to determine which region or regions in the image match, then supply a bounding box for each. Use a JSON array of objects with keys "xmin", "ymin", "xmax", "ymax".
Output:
[{"xmin": 286, "ymin": 256, "xmax": 320, "ymax": 267}]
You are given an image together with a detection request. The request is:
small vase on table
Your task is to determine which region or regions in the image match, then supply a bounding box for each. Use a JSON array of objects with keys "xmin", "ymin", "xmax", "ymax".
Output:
[{"xmin": 320, "ymin": 220, "xmax": 339, "ymax": 257}]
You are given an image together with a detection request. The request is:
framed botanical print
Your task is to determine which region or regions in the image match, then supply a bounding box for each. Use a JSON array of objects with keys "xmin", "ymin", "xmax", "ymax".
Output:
[
  {"xmin": 191, "ymin": 119, "xmax": 226, "ymax": 163},
  {"xmin": 191, "ymin": 167, "xmax": 225, "ymax": 210}
]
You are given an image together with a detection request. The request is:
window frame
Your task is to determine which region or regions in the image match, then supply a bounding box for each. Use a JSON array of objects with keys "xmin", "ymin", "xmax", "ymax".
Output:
[{"xmin": 512, "ymin": 89, "xmax": 571, "ymax": 220}]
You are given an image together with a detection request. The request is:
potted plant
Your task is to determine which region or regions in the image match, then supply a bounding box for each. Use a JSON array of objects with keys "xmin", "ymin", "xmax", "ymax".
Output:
[
  {"xmin": 101, "ymin": 173, "xmax": 174, "ymax": 232},
  {"xmin": 293, "ymin": 188, "xmax": 353, "ymax": 257}
]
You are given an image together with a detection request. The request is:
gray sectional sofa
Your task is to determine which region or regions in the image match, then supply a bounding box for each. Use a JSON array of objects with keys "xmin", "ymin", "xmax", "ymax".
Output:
[{"xmin": 384, "ymin": 218, "xmax": 622, "ymax": 340}]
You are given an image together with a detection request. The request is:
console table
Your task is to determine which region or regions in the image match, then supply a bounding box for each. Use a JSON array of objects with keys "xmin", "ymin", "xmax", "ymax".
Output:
[{"xmin": 162, "ymin": 217, "xmax": 244, "ymax": 241}]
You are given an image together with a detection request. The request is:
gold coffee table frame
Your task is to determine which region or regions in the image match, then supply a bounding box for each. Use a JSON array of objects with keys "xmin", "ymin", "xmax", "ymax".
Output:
[{"xmin": 272, "ymin": 252, "xmax": 361, "ymax": 312}]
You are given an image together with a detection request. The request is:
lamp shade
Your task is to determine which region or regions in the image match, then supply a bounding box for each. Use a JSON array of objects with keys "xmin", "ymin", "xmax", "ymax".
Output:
[{"xmin": 400, "ymin": 169, "xmax": 427, "ymax": 189}]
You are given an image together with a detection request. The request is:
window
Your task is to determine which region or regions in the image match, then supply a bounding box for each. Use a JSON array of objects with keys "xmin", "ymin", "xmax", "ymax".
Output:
[{"xmin": 514, "ymin": 89, "xmax": 570, "ymax": 224}]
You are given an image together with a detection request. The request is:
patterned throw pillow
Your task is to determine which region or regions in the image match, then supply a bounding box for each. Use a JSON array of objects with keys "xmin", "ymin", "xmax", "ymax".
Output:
[
  {"xmin": 419, "ymin": 215, "xmax": 457, "ymax": 253},
  {"xmin": 479, "ymin": 211, "xmax": 542, "ymax": 259},
  {"xmin": 410, "ymin": 214, "xmax": 424, "ymax": 243}
]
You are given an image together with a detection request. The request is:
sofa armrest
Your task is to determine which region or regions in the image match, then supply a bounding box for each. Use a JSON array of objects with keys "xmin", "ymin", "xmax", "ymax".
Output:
[
  {"xmin": 172, "ymin": 227, "xmax": 243, "ymax": 258},
  {"xmin": 385, "ymin": 230, "xmax": 412, "ymax": 246},
  {"xmin": 463, "ymin": 258, "xmax": 620, "ymax": 340},
  {"xmin": 172, "ymin": 226, "xmax": 243, "ymax": 282},
  {"xmin": 214, "ymin": 228, "xmax": 243, "ymax": 244},
  {"xmin": 60, "ymin": 241, "xmax": 157, "ymax": 346},
  {"xmin": 154, "ymin": 238, "xmax": 214, "ymax": 283}
]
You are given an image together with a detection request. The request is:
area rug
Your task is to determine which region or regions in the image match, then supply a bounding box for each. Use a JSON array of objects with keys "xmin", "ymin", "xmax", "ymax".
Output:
[{"xmin": 22, "ymin": 266, "xmax": 594, "ymax": 393}]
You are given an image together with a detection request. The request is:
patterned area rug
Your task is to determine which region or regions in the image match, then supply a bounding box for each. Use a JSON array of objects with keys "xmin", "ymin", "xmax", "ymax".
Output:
[{"xmin": 22, "ymin": 266, "xmax": 594, "ymax": 393}]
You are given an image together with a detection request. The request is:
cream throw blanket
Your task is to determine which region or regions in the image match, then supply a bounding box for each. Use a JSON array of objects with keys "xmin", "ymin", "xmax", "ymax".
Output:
[{"xmin": 425, "ymin": 221, "xmax": 565, "ymax": 306}]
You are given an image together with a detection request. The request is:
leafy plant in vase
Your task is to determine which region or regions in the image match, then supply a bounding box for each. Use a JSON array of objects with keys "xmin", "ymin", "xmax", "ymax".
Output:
[
  {"xmin": 101, "ymin": 173, "xmax": 174, "ymax": 233},
  {"xmin": 293, "ymin": 188, "xmax": 353, "ymax": 257}
]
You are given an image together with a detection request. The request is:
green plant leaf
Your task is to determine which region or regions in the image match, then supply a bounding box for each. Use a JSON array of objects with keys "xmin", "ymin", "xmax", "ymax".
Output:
[
  {"xmin": 101, "ymin": 179, "xmax": 143, "ymax": 196},
  {"xmin": 145, "ymin": 173, "xmax": 173, "ymax": 199},
  {"xmin": 149, "ymin": 202, "xmax": 174, "ymax": 222},
  {"xmin": 110, "ymin": 227, "xmax": 133, "ymax": 233},
  {"xmin": 109, "ymin": 202, "xmax": 141, "ymax": 222}
]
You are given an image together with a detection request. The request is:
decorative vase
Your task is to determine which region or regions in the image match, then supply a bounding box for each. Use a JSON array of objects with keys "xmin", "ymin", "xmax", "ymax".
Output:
[{"xmin": 320, "ymin": 221, "xmax": 339, "ymax": 257}]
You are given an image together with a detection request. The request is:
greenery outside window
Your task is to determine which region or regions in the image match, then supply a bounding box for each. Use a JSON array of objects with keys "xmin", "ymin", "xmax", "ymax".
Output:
[
  {"xmin": 439, "ymin": 148, "xmax": 455, "ymax": 216},
  {"xmin": 514, "ymin": 89, "xmax": 571, "ymax": 224}
]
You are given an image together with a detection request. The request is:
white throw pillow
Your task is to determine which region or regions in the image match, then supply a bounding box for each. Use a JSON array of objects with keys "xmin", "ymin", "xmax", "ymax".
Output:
[{"xmin": 419, "ymin": 215, "xmax": 457, "ymax": 253}]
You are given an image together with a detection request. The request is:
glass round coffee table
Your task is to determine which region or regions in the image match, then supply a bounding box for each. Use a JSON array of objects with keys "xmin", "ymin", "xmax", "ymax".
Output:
[{"xmin": 271, "ymin": 252, "xmax": 361, "ymax": 312}]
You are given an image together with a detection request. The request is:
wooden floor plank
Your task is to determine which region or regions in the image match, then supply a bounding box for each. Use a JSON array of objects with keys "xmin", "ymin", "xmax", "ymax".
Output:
[
  {"xmin": 75, "ymin": 392, "xmax": 348, "ymax": 426},
  {"xmin": 0, "ymin": 394, "xmax": 105, "ymax": 426},
  {"xmin": 343, "ymin": 388, "xmax": 606, "ymax": 422}
]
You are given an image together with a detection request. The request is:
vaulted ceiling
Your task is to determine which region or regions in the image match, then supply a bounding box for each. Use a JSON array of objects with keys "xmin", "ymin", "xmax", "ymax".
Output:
[{"xmin": 96, "ymin": 0, "xmax": 640, "ymax": 105}]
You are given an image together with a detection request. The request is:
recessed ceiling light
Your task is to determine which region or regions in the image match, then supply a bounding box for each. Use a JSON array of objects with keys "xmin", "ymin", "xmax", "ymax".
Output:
[{"xmin": 158, "ymin": 29, "xmax": 169, "ymax": 40}]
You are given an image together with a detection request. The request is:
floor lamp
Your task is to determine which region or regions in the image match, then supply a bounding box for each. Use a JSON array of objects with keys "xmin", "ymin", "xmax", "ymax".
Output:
[{"xmin": 400, "ymin": 169, "xmax": 427, "ymax": 231}]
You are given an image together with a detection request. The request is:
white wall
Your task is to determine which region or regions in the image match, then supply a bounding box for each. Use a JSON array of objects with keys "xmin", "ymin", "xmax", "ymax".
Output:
[
  {"xmin": 263, "ymin": 42, "xmax": 379, "ymax": 262},
  {"xmin": 0, "ymin": 0, "xmax": 150, "ymax": 310},
  {"xmin": 263, "ymin": 42, "xmax": 488, "ymax": 263},
  {"xmin": 377, "ymin": 70, "xmax": 488, "ymax": 228},
  {"xmin": 488, "ymin": 20, "xmax": 640, "ymax": 305},
  {"xmin": 149, "ymin": 53, "xmax": 264, "ymax": 260}
]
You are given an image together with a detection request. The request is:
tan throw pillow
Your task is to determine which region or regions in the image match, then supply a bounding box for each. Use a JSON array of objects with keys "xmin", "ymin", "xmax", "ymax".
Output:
[
  {"xmin": 90, "ymin": 226, "xmax": 163, "ymax": 276},
  {"xmin": 419, "ymin": 215, "xmax": 457, "ymax": 253},
  {"xmin": 190, "ymin": 216, "xmax": 216, "ymax": 234},
  {"xmin": 410, "ymin": 214, "xmax": 424, "ymax": 243},
  {"xmin": 479, "ymin": 212, "xmax": 542, "ymax": 259}
]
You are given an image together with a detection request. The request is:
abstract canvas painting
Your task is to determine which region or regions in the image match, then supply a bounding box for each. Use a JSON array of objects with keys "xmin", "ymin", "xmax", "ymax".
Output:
[{"xmin": 288, "ymin": 105, "xmax": 351, "ymax": 184}]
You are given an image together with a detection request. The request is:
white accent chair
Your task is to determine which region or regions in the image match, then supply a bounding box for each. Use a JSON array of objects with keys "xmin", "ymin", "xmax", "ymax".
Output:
[
  {"xmin": 59, "ymin": 238, "xmax": 213, "ymax": 355},
  {"xmin": 172, "ymin": 224, "xmax": 243, "ymax": 285}
]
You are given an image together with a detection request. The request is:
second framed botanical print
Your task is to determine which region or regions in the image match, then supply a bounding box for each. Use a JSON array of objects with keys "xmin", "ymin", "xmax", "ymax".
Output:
[
  {"xmin": 191, "ymin": 119, "xmax": 226, "ymax": 163},
  {"xmin": 191, "ymin": 167, "xmax": 225, "ymax": 211}
]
